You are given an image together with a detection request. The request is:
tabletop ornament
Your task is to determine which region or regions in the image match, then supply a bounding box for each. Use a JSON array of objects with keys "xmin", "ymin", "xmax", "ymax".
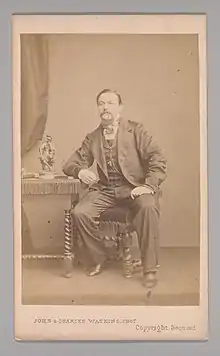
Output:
[{"xmin": 39, "ymin": 134, "xmax": 56, "ymax": 179}]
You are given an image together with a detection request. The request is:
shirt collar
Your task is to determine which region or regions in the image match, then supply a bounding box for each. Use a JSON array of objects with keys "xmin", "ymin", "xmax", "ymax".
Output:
[{"xmin": 103, "ymin": 118, "xmax": 120, "ymax": 138}]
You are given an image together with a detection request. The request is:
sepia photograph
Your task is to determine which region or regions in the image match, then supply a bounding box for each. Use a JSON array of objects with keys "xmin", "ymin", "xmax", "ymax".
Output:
[{"xmin": 13, "ymin": 14, "xmax": 208, "ymax": 340}]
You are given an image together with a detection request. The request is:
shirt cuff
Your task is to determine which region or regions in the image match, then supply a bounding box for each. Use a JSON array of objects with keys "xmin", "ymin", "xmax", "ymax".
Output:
[{"xmin": 141, "ymin": 184, "xmax": 155, "ymax": 194}]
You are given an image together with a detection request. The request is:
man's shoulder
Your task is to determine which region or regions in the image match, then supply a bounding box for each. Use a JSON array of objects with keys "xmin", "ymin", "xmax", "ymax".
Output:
[
  {"xmin": 85, "ymin": 125, "xmax": 101, "ymax": 139},
  {"xmin": 125, "ymin": 119, "xmax": 145, "ymax": 132},
  {"xmin": 127, "ymin": 119, "xmax": 142, "ymax": 127}
]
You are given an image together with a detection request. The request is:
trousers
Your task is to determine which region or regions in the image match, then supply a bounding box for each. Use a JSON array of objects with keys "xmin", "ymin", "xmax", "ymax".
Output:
[{"xmin": 72, "ymin": 183, "xmax": 161, "ymax": 274}]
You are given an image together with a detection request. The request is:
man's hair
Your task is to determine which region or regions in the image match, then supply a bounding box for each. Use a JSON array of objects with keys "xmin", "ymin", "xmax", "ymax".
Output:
[{"xmin": 96, "ymin": 89, "xmax": 123, "ymax": 105}]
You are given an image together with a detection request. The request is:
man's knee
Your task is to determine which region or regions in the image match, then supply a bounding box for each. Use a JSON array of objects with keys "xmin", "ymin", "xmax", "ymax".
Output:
[
  {"xmin": 71, "ymin": 199, "xmax": 97, "ymax": 222},
  {"xmin": 72, "ymin": 202, "xmax": 88, "ymax": 221},
  {"xmin": 134, "ymin": 194, "xmax": 156, "ymax": 211}
]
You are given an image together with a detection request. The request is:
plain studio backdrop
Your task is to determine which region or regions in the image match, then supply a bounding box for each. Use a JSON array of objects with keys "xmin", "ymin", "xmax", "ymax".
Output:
[{"xmin": 22, "ymin": 34, "xmax": 200, "ymax": 250}]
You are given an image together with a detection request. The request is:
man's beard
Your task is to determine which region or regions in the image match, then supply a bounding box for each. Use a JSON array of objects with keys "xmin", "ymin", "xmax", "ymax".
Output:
[{"xmin": 100, "ymin": 112, "xmax": 114, "ymax": 127}]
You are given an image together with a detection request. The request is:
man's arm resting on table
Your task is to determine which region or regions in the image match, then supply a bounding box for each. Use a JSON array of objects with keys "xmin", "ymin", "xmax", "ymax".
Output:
[{"xmin": 62, "ymin": 134, "xmax": 94, "ymax": 179}]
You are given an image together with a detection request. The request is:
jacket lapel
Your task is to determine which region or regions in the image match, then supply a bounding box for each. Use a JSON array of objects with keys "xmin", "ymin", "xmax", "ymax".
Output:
[
  {"xmin": 91, "ymin": 118, "xmax": 131, "ymax": 178},
  {"xmin": 117, "ymin": 117, "xmax": 131, "ymax": 163},
  {"xmin": 91, "ymin": 125, "xmax": 108, "ymax": 177}
]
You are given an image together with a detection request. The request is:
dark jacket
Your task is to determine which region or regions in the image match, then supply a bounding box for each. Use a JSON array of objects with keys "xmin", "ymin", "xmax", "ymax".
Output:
[{"xmin": 62, "ymin": 118, "xmax": 167, "ymax": 193}]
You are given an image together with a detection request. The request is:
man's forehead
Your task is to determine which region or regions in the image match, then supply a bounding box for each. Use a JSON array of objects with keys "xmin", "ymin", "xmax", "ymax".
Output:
[{"xmin": 98, "ymin": 92, "xmax": 119, "ymax": 102}]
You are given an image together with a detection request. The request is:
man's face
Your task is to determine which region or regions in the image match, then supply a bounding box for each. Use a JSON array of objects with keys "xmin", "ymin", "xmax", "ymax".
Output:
[{"xmin": 97, "ymin": 92, "xmax": 122, "ymax": 127}]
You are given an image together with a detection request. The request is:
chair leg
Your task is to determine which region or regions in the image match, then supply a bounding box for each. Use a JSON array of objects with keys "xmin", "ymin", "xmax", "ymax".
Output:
[
  {"xmin": 116, "ymin": 240, "xmax": 123, "ymax": 261},
  {"xmin": 63, "ymin": 209, "xmax": 73, "ymax": 278},
  {"xmin": 121, "ymin": 232, "xmax": 133, "ymax": 278},
  {"xmin": 132, "ymin": 258, "xmax": 142, "ymax": 271}
]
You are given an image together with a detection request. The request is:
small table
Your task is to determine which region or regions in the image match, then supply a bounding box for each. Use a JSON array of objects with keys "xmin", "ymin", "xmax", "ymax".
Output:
[{"xmin": 21, "ymin": 177, "xmax": 82, "ymax": 276}]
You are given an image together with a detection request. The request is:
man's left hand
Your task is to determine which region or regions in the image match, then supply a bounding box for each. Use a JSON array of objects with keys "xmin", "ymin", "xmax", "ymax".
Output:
[{"xmin": 131, "ymin": 186, "xmax": 154, "ymax": 200}]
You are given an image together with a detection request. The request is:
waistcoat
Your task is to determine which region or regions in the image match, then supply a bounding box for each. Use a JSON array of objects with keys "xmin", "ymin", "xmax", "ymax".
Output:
[{"xmin": 101, "ymin": 135, "xmax": 127, "ymax": 187}]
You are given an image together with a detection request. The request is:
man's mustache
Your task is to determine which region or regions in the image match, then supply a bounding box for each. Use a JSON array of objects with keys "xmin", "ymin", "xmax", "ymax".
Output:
[
  {"xmin": 101, "ymin": 112, "xmax": 114, "ymax": 120},
  {"xmin": 101, "ymin": 111, "xmax": 111, "ymax": 116},
  {"xmin": 100, "ymin": 112, "xmax": 114, "ymax": 127}
]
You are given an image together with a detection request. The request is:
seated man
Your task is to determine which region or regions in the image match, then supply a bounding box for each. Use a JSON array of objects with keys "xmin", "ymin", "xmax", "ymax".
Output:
[{"xmin": 62, "ymin": 88, "xmax": 167, "ymax": 288}]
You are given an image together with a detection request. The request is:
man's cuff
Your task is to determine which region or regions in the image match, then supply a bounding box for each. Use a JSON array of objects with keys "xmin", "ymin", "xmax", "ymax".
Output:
[
  {"xmin": 77, "ymin": 167, "xmax": 88, "ymax": 179},
  {"xmin": 78, "ymin": 169, "xmax": 83, "ymax": 180},
  {"xmin": 142, "ymin": 184, "xmax": 156, "ymax": 195}
]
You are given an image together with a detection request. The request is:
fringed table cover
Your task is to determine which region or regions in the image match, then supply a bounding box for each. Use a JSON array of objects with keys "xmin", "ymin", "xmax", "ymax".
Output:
[
  {"xmin": 21, "ymin": 177, "xmax": 82, "ymax": 261},
  {"xmin": 21, "ymin": 178, "xmax": 81, "ymax": 196}
]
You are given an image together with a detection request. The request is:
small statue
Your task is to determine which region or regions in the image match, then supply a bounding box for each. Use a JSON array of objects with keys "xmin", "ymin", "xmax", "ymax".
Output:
[{"xmin": 39, "ymin": 135, "xmax": 56, "ymax": 176}]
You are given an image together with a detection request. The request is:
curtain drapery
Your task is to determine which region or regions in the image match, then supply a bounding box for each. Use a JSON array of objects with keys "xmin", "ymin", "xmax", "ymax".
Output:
[
  {"xmin": 21, "ymin": 34, "xmax": 49, "ymax": 253},
  {"xmin": 21, "ymin": 34, "xmax": 49, "ymax": 157}
]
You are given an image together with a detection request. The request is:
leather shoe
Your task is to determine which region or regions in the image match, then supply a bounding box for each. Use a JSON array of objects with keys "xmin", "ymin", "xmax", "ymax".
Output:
[
  {"xmin": 87, "ymin": 264, "xmax": 103, "ymax": 277},
  {"xmin": 142, "ymin": 271, "xmax": 158, "ymax": 289}
]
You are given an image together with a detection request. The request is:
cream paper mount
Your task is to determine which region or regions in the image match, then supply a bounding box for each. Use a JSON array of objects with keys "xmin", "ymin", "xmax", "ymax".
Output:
[{"xmin": 13, "ymin": 14, "xmax": 208, "ymax": 341}]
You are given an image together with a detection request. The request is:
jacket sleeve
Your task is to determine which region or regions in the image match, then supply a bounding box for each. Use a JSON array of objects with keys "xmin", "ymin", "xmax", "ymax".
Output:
[
  {"xmin": 134, "ymin": 123, "xmax": 167, "ymax": 192},
  {"xmin": 62, "ymin": 134, "xmax": 94, "ymax": 178}
]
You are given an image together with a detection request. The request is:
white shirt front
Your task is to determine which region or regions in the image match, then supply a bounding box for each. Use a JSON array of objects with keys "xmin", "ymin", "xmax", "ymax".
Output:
[{"xmin": 103, "ymin": 118, "xmax": 120, "ymax": 140}]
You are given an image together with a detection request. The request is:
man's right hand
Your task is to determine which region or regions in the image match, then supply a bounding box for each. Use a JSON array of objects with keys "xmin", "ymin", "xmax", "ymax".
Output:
[{"xmin": 78, "ymin": 169, "xmax": 99, "ymax": 185}]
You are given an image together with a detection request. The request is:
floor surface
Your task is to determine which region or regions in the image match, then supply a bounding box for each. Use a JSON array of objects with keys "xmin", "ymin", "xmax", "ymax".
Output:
[{"xmin": 22, "ymin": 247, "xmax": 200, "ymax": 306}]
